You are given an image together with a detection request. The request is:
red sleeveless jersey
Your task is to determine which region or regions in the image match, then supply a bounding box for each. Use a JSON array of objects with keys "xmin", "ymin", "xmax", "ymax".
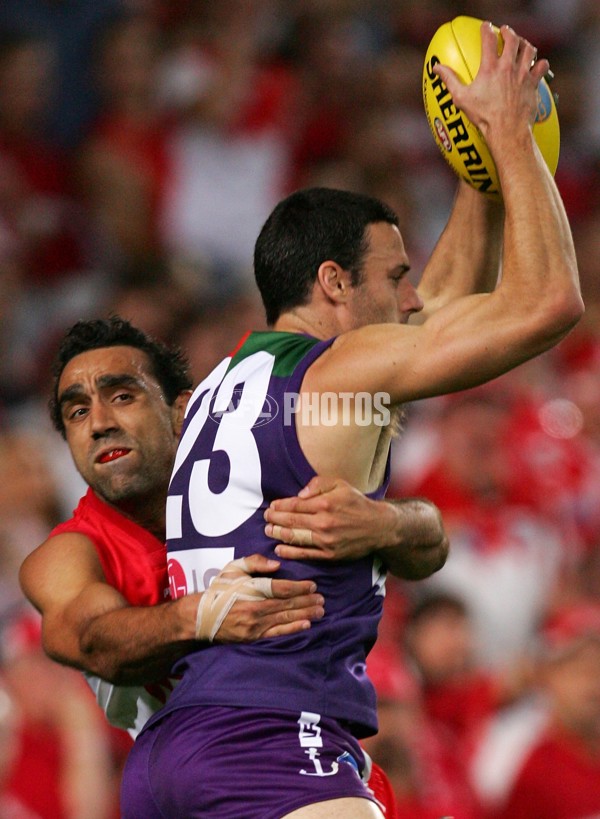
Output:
[{"xmin": 50, "ymin": 488, "xmax": 169, "ymax": 606}]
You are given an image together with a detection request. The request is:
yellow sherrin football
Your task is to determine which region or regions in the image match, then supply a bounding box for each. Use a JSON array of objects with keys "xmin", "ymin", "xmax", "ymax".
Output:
[{"xmin": 422, "ymin": 15, "xmax": 560, "ymax": 196}]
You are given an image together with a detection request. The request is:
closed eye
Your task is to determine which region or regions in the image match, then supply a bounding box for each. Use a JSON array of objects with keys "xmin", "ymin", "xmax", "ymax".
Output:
[{"xmin": 389, "ymin": 264, "xmax": 411, "ymax": 286}]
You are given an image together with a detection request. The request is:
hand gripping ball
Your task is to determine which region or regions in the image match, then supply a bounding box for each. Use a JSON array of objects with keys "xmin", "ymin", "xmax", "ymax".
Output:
[{"xmin": 422, "ymin": 15, "xmax": 560, "ymax": 196}]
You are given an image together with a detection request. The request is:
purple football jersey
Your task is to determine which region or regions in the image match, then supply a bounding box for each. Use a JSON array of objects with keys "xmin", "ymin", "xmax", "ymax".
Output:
[{"xmin": 161, "ymin": 331, "xmax": 389, "ymax": 738}]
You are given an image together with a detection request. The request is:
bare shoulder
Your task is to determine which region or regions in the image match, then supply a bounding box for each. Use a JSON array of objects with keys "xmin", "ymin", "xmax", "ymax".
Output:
[
  {"xmin": 302, "ymin": 322, "xmax": 420, "ymax": 398},
  {"xmin": 332, "ymin": 322, "xmax": 414, "ymax": 351},
  {"xmin": 20, "ymin": 531, "xmax": 106, "ymax": 610},
  {"xmin": 311, "ymin": 323, "xmax": 414, "ymax": 369}
]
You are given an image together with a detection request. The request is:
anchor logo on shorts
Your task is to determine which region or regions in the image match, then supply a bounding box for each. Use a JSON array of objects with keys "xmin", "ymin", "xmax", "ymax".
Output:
[
  {"xmin": 300, "ymin": 747, "xmax": 339, "ymax": 777},
  {"xmin": 298, "ymin": 711, "xmax": 339, "ymax": 777}
]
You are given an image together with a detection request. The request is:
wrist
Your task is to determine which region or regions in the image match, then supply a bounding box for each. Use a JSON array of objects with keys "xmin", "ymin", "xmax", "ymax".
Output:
[
  {"xmin": 374, "ymin": 500, "xmax": 404, "ymax": 552},
  {"xmin": 485, "ymin": 126, "xmax": 535, "ymax": 165},
  {"xmin": 170, "ymin": 595, "xmax": 201, "ymax": 641}
]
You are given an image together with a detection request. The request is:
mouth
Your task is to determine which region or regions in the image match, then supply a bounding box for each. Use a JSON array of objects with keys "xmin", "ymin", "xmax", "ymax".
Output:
[{"xmin": 96, "ymin": 448, "xmax": 132, "ymax": 464}]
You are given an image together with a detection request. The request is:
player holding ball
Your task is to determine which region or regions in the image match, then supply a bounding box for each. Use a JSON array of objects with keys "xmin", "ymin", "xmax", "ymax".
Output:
[
  {"xmin": 21, "ymin": 17, "xmax": 582, "ymax": 819},
  {"xmin": 120, "ymin": 18, "xmax": 582, "ymax": 819}
]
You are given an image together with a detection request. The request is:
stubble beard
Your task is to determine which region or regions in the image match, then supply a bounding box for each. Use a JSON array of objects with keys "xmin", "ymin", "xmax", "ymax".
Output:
[
  {"xmin": 94, "ymin": 468, "xmax": 161, "ymax": 506},
  {"xmin": 88, "ymin": 446, "xmax": 173, "ymax": 513}
]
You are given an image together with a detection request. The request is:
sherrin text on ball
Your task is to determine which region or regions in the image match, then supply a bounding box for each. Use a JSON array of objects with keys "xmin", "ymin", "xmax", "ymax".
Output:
[{"xmin": 422, "ymin": 15, "xmax": 560, "ymax": 196}]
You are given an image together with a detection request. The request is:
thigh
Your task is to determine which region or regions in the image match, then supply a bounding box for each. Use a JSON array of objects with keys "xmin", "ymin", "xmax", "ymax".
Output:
[
  {"xmin": 120, "ymin": 719, "xmax": 166, "ymax": 819},
  {"xmin": 282, "ymin": 796, "xmax": 385, "ymax": 818},
  {"xmin": 122, "ymin": 706, "xmax": 382, "ymax": 819}
]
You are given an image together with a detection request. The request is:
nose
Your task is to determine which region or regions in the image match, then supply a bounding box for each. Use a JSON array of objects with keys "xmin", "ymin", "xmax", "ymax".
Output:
[
  {"xmin": 89, "ymin": 400, "xmax": 119, "ymax": 440},
  {"xmin": 401, "ymin": 280, "xmax": 424, "ymax": 317}
]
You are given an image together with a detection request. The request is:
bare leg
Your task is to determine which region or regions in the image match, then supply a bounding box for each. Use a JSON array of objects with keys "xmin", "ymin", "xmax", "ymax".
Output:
[{"xmin": 281, "ymin": 797, "xmax": 385, "ymax": 818}]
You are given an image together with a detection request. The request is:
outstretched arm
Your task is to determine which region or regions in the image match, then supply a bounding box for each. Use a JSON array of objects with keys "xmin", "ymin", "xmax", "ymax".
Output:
[
  {"xmin": 264, "ymin": 476, "xmax": 449, "ymax": 580},
  {"xmin": 19, "ymin": 534, "xmax": 324, "ymax": 685}
]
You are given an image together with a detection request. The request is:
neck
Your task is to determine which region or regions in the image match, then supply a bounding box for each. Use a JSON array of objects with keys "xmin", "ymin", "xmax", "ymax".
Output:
[
  {"xmin": 274, "ymin": 306, "xmax": 340, "ymax": 339},
  {"xmin": 103, "ymin": 492, "xmax": 167, "ymax": 542}
]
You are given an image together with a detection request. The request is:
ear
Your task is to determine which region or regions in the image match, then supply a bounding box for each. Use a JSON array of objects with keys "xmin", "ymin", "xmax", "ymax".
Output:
[
  {"xmin": 171, "ymin": 390, "xmax": 192, "ymax": 436},
  {"xmin": 316, "ymin": 261, "xmax": 352, "ymax": 304}
]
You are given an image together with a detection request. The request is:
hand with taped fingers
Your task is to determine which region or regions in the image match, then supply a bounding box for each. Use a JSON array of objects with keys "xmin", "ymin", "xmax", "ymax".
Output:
[
  {"xmin": 206, "ymin": 553, "xmax": 325, "ymax": 644},
  {"xmin": 265, "ymin": 477, "xmax": 449, "ymax": 580}
]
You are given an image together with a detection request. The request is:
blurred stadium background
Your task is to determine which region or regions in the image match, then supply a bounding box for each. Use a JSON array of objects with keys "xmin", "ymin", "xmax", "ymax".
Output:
[{"xmin": 0, "ymin": 2, "xmax": 599, "ymax": 817}]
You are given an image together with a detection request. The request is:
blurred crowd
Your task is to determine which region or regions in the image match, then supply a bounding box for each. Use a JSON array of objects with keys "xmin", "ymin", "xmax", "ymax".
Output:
[{"xmin": 0, "ymin": 1, "xmax": 599, "ymax": 817}]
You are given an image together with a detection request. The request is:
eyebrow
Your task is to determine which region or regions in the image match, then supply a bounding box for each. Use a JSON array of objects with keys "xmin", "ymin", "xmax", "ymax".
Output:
[{"xmin": 58, "ymin": 373, "xmax": 146, "ymax": 410}]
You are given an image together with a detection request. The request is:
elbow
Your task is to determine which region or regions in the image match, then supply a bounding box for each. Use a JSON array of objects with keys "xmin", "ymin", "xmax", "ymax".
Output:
[
  {"xmin": 549, "ymin": 263, "xmax": 585, "ymax": 331},
  {"xmin": 554, "ymin": 287, "xmax": 585, "ymax": 332},
  {"xmin": 79, "ymin": 636, "xmax": 126, "ymax": 684},
  {"xmin": 435, "ymin": 534, "xmax": 450, "ymax": 573},
  {"xmin": 548, "ymin": 293, "xmax": 585, "ymax": 346},
  {"xmin": 530, "ymin": 286, "xmax": 584, "ymax": 348},
  {"xmin": 422, "ymin": 501, "xmax": 450, "ymax": 564},
  {"xmin": 410, "ymin": 502, "xmax": 450, "ymax": 579},
  {"xmin": 396, "ymin": 533, "xmax": 450, "ymax": 582},
  {"xmin": 412, "ymin": 534, "xmax": 450, "ymax": 581},
  {"xmin": 85, "ymin": 654, "xmax": 122, "ymax": 684},
  {"xmin": 83, "ymin": 655, "xmax": 130, "ymax": 685}
]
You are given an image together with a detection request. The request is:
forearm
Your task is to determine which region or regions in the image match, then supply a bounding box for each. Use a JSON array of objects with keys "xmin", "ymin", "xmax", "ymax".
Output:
[
  {"xmin": 414, "ymin": 180, "xmax": 504, "ymax": 323},
  {"xmin": 375, "ymin": 498, "xmax": 449, "ymax": 580},
  {"xmin": 72, "ymin": 597, "xmax": 199, "ymax": 685},
  {"xmin": 496, "ymin": 133, "xmax": 580, "ymax": 316}
]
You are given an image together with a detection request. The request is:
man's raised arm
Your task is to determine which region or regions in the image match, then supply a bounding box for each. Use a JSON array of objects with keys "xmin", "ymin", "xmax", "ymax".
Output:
[{"xmin": 311, "ymin": 23, "xmax": 582, "ymax": 406}]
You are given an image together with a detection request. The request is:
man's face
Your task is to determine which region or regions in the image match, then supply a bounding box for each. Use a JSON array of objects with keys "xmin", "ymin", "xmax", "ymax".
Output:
[
  {"xmin": 57, "ymin": 346, "xmax": 182, "ymax": 507},
  {"xmin": 347, "ymin": 222, "xmax": 423, "ymax": 327}
]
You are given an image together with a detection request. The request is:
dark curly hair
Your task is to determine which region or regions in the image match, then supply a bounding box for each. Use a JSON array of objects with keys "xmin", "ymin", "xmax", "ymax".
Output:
[{"xmin": 49, "ymin": 316, "xmax": 192, "ymax": 437}]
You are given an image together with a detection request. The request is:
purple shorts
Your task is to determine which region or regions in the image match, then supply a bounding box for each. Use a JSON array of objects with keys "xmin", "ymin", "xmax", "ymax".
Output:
[{"xmin": 120, "ymin": 705, "xmax": 381, "ymax": 819}]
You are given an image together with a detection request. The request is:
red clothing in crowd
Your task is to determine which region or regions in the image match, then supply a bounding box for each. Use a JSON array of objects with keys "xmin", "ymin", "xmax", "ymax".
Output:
[
  {"xmin": 5, "ymin": 722, "xmax": 63, "ymax": 819},
  {"xmin": 422, "ymin": 674, "xmax": 500, "ymax": 758},
  {"xmin": 494, "ymin": 727, "xmax": 600, "ymax": 819},
  {"xmin": 0, "ymin": 133, "xmax": 85, "ymax": 282}
]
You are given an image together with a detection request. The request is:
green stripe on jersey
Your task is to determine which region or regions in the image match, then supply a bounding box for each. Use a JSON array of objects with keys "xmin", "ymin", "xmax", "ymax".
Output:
[{"xmin": 229, "ymin": 332, "xmax": 321, "ymax": 377}]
